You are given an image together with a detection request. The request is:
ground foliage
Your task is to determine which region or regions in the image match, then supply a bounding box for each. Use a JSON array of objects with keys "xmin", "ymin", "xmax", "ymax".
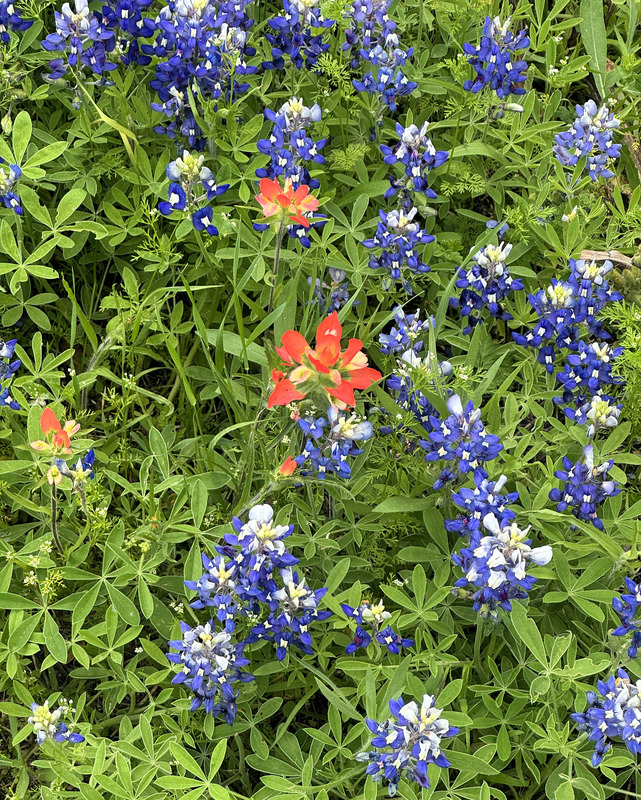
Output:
[{"xmin": 0, "ymin": 0, "xmax": 640, "ymax": 799}]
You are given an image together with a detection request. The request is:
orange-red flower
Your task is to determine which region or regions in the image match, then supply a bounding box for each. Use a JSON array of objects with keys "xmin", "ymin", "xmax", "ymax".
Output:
[
  {"xmin": 255, "ymin": 177, "xmax": 319, "ymax": 228},
  {"xmin": 31, "ymin": 407, "xmax": 80, "ymax": 454},
  {"xmin": 279, "ymin": 456, "xmax": 298, "ymax": 476},
  {"xmin": 268, "ymin": 311, "xmax": 382, "ymax": 409}
]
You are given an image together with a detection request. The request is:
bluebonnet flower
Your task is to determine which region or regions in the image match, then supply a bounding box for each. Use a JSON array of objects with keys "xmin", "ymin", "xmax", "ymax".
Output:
[
  {"xmin": 353, "ymin": 63, "xmax": 417, "ymax": 115},
  {"xmin": 257, "ymin": 97, "xmax": 326, "ymax": 190},
  {"xmin": 28, "ymin": 701, "xmax": 85, "ymax": 745},
  {"xmin": 356, "ymin": 694, "xmax": 459, "ymax": 796},
  {"xmin": 568, "ymin": 258, "xmax": 622, "ymax": 337},
  {"xmin": 183, "ymin": 505, "xmax": 330, "ymax": 674},
  {"xmin": 379, "ymin": 305, "xmax": 434, "ymax": 355},
  {"xmin": 263, "ymin": 0, "xmax": 333, "ymax": 71},
  {"xmin": 446, "ymin": 471, "xmax": 519, "ymax": 536},
  {"xmin": 158, "ymin": 151, "xmax": 228, "ymax": 235},
  {"xmin": 0, "ymin": 0, "xmax": 32, "ymax": 42},
  {"xmin": 247, "ymin": 567, "xmax": 331, "ymax": 660},
  {"xmin": 564, "ymin": 394, "xmax": 621, "ymax": 438},
  {"xmin": 295, "ymin": 405, "xmax": 373, "ymax": 479},
  {"xmin": 512, "ymin": 280, "xmax": 581, "ymax": 360},
  {"xmin": 381, "ymin": 123, "xmax": 448, "ymax": 203},
  {"xmin": 0, "ymin": 338, "xmax": 21, "ymax": 410},
  {"xmin": 421, "ymin": 394, "xmax": 503, "ymax": 488},
  {"xmin": 572, "ymin": 670, "xmax": 641, "ymax": 766},
  {"xmin": 308, "ymin": 268, "xmax": 356, "ymax": 314},
  {"xmin": 362, "ymin": 207, "xmax": 434, "ymax": 293},
  {"xmin": 146, "ymin": 0, "xmax": 256, "ymax": 148},
  {"xmin": 452, "ymin": 513, "xmax": 552, "ymax": 621},
  {"xmin": 0, "ymin": 160, "xmax": 23, "ymax": 216},
  {"xmin": 549, "ymin": 445, "xmax": 620, "ymax": 530},
  {"xmin": 342, "ymin": 0, "xmax": 394, "ymax": 69},
  {"xmin": 463, "ymin": 16, "xmax": 529, "ymax": 99},
  {"xmin": 42, "ymin": 0, "xmax": 116, "ymax": 81},
  {"xmin": 341, "ymin": 599, "xmax": 413, "ymax": 654},
  {"xmin": 450, "ymin": 240, "xmax": 524, "ymax": 334},
  {"xmin": 554, "ymin": 341, "xmax": 623, "ymax": 402},
  {"xmin": 612, "ymin": 578, "xmax": 641, "ymax": 659},
  {"xmin": 167, "ymin": 620, "xmax": 253, "ymax": 724},
  {"xmin": 554, "ymin": 101, "xmax": 621, "ymax": 181}
]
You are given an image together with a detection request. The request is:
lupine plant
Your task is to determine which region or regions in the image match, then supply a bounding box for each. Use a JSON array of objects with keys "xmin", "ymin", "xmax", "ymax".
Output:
[{"xmin": 0, "ymin": 2, "xmax": 640, "ymax": 800}]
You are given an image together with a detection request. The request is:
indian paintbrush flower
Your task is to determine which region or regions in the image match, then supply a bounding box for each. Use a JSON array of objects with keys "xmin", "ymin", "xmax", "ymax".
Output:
[{"xmin": 268, "ymin": 311, "xmax": 382, "ymax": 409}]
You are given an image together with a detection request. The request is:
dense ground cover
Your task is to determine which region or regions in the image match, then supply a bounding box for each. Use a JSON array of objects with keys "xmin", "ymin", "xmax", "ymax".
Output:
[{"xmin": 0, "ymin": 0, "xmax": 641, "ymax": 798}]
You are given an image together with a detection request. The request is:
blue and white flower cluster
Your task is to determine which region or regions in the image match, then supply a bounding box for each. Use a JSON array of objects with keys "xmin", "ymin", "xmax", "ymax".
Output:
[
  {"xmin": 612, "ymin": 578, "xmax": 641, "ymax": 659},
  {"xmin": 146, "ymin": 0, "xmax": 255, "ymax": 148},
  {"xmin": 294, "ymin": 405, "xmax": 373, "ymax": 479},
  {"xmin": 343, "ymin": 0, "xmax": 394, "ymax": 69},
  {"xmin": 257, "ymin": 97, "xmax": 326, "ymax": 190},
  {"xmin": 42, "ymin": 0, "xmax": 118, "ymax": 82},
  {"xmin": 513, "ymin": 257, "xmax": 623, "ymax": 423},
  {"xmin": 341, "ymin": 599, "xmax": 413, "ymax": 655},
  {"xmin": 452, "ymin": 512, "xmax": 552, "ymax": 621},
  {"xmin": 381, "ymin": 122, "xmax": 449, "ymax": 204},
  {"xmin": 450, "ymin": 234, "xmax": 524, "ymax": 334},
  {"xmin": 363, "ymin": 122, "xmax": 447, "ymax": 293},
  {"xmin": 463, "ymin": 15, "xmax": 529, "ymax": 99},
  {"xmin": 0, "ymin": 338, "xmax": 21, "ymax": 410},
  {"xmin": 0, "ymin": 0, "xmax": 31, "ymax": 43},
  {"xmin": 362, "ymin": 208, "xmax": 434, "ymax": 293},
  {"xmin": 263, "ymin": 0, "xmax": 333, "ymax": 71},
  {"xmin": 421, "ymin": 394, "xmax": 503, "ymax": 488},
  {"xmin": 572, "ymin": 670, "xmax": 641, "ymax": 766},
  {"xmin": 0, "ymin": 160, "xmax": 23, "ymax": 217},
  {"xmin": 378, "ymin": 305, "xmax": 433, "ymax": 355},
  {"xmin": 356, "ymin": 695, "xmax": 460, "ymax": 796},
  {"xmin": 554, "ymin": 101, "xmax": 621, "ymax": 181},
  {"xmin": 28, "ymin": 700, "xmax": 85, "ymax": 745},
  {"xmin": 548, "ymin": 444, "xmax": 620, "ymax": 530},
  {"xmin": 169, "ymin": 504, "xmax": 331, "ymax": 722},
  {"xmin": 167, "ymin": 620, "xmax": 253, "ymax": 724},
  {"xmin": 158, "ymin": 150, "xmax": 229, "ymax": 235}
]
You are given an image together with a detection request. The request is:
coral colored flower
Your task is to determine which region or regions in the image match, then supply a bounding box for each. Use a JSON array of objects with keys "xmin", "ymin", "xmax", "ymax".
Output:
[
  {"xmin": 279, "ymin": 456, "xmax": 298, "ymax": 476},
  {"xmin": 255, "ymin": 177, "xmax": 319, "ymax": 228},
  {"xmin": 31, "ymin": 408, "xmax": 80, "ymax": 454},
  {"xmin": 268, "ymin": 311, "xmax": 382, "ymax": 410},
  {"xmin": 46, "ymin": 465, "xmax": 64, "ymax": 486}
]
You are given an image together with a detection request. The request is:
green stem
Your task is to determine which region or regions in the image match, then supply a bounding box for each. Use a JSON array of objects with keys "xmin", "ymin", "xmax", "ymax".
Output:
[
  {"xmin": 267, "ymin": 224, "xmax": 285, "ymax": 316},
  {"xmin": 473, "ymin": 616, "xmax": 488, "ymax": 680},
  {"xmin": 51, "ymin": 484, "xmax": 63, "ymax": 555}
]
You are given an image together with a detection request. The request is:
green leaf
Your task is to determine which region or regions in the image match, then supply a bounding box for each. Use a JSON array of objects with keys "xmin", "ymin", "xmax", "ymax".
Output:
[
  {"xmin": 446, "ymin": 750, "xmax": 500, "ymax": 776},
  {"xmin": 23, "ymin": 141, "xmax": 67, "ymax": 169},
  {"xmin": 55, "ymin": 188, "xmax": 87, "ymax": 227},
  {"xmin": 579, "ymin": 0, "xmax": 607, "ymax": 97},
  {"xmin": 510, "ymin": 603, "xmax": 547, "ymax": 666},
  {"xmin": 374, "ymin": 497, "xmax": 435, "ymax": 514},
  {"xmin": 105, "ymin": 583, "xmax": 140, "ymax": 626},
  {"xmin": 191, "ymin": 479, "xmax": 207, "ymax": 529},
  {"xmin": 170, "ymin": 742, "xmax": 207, "ymax": 780},
  {"xmin": 43, "ymin": 611, "xmax": 67, "ymax": 663},
  {"xmin": 12, "ymin": 110, "xmax": 32, "ymax": 164}
]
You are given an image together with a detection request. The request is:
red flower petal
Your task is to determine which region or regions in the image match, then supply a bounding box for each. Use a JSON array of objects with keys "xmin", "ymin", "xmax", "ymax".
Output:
[
  {"xmin": 40, "ymin": 407, "xmax": 61, "ymax": 436},
  {"xmin": 341, "ymin": 338, "xmax": 364, "ymax": 366},
  {"xmin": 279, "ymin": 330, "xmax": 310, "ymax": 364},
  {"xmin": 259, "ymin": 178, "xmax": 280, "ymax": 201},
  {"xmin": 316, "ymin": 311, "xmax": 342, "ymax": 350},
  {"xmin": 347, "ymin": 367, "xmax": 382, "ymax": 389},
  {"xmin": 268, "ymin": 378, "xmax": 306, "ymax": 408},
  {"xmin": 327, "ymin": 381, "xmax": 355, "ymax": 407},
  {"xmin": 307, "ymin": 353, "xmax": 331, "ymax": 374},
  {"xmin": 279, "ymin": 456, "xmax": 298, "ymax": 476}
]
